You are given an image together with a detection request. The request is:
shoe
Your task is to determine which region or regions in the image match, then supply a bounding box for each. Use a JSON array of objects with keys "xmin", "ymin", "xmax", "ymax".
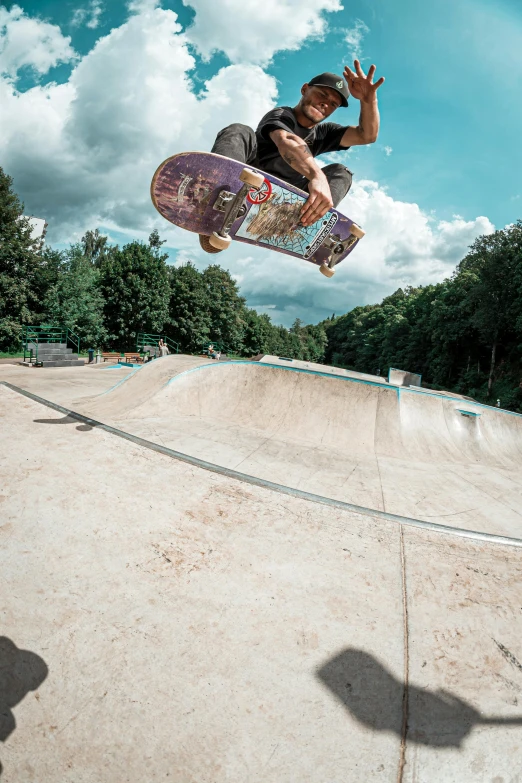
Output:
[{"xmin": 199, "ymin": 234, "xmax": 222, "ymax": 254}]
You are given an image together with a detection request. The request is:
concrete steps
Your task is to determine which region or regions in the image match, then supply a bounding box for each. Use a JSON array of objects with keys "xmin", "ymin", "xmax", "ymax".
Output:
[
  {"xmin": 29, "ymin": 342, "xmax": 85, "ymax": 367},
  {"xmin": 39, "ymin": 359, "xmax": 85, "ymax": 368}
]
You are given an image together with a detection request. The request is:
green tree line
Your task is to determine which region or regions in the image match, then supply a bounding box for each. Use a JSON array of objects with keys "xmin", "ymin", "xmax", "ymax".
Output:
[
  {"xmin": 323, "ymin": 222, "xmax": 522, "ymax": 411},
  {"xmin": 2, "ymin": 165, "xmax": 522, "ymax": 411},
  {"xmin": 0, "ymin": 166, "xmax": 326, "ymax": 361}
]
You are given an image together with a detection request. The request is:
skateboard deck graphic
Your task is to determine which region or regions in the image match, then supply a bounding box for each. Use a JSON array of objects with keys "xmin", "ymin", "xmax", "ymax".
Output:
[{"xmin": 151, "ymin": 151, "xmax": 363, "ymax": 270}]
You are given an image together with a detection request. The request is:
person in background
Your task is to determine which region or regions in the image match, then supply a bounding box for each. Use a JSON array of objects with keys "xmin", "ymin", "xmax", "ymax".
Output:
[{"xmin": 158, "ymin": 338, "xmax": 169, "ymax": 357}]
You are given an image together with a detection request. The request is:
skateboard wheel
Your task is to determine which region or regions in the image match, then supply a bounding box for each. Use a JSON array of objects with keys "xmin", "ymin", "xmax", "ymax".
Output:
[
  {"xmin": 319, "ymin": 264, "xmax": 335, "ymax": 278},
  {"xmin": 350, "ymin": 223, "xmax": 365, "ymax": 239},
  {"xmin": 239, "ymin": 168, "xmax": 265, "ymax": 188},
  {"xmin": 209, "ymin": 232, "xmax": 232, "ymax": 250}
]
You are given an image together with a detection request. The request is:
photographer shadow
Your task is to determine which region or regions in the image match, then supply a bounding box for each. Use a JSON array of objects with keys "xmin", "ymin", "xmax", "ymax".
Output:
[
  {"xmin": 0, "ymin": 637, "xmax": 48, "ymax": 778},
  {"xmin": 317, "ymin": 647, "xmax": 522, "ymax": 748}
]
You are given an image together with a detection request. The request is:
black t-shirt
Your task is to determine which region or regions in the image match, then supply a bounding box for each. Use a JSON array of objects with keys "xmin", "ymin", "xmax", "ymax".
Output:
[{"xmin": 255, "ymin": 106, "xmax": 349, "ymax": 187}]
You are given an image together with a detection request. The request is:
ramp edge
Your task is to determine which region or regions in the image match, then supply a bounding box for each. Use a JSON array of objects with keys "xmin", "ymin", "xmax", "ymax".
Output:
[{"xmin": 3, "ymin": 381, "xmax": 521, "ymax": 548}]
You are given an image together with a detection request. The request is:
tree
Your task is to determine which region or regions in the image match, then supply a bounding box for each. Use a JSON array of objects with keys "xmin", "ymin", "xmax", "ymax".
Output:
[
  {"xmin": 81, "ymin": 229, "xmax": 109, "ymax": 267},
  {"xmin": 201, "ymin": 265, "xmax": 246, "ymax": 353},
  {"xmin": 0, "ymin": 167, "xmax": 39, "ymax": 350},
  {"xmin": 31, "ymin": 247, "xmax": 65, "ymax": 324},
  {"xmin": 167, "ymin": 263, "xmax": 212, "ymax": 352},
  {"xmin": 99, "ymin": 241, "xmax": 169, "ymax": 349},
  {"xmin": 148, "ymin": 228, "xmax": 166, "ymax": 249},
  {"xmin": 44, "ymin": 245, "xmax": 107, "ymax": 348},
  {"xmin": 458, "ymin": 225, "xmax": 522, "ymax": 396}
]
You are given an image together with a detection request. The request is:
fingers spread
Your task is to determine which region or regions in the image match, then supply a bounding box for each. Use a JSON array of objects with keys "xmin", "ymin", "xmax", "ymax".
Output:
[
  {"xmin": 367, "ymin": 64, "xmax": 376, "ymax": 82},
  {"xmin": 374, "ymin": 76, "xmax": 385, "ymax": 89},
  {"xmin": 354, "ymin": 59, "xmax": 365, "ymax": 77}
]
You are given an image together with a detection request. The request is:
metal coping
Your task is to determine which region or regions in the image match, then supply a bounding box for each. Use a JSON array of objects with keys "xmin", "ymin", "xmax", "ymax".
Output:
[{"xmin": 2, "ymin": 380, "xmax": 522, "ymax": 549}]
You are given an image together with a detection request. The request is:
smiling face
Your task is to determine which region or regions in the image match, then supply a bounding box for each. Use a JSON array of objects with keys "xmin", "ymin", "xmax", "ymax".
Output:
[{"xmin": 297, "ymin": 84, "xmax": 342, "ymax": 126}]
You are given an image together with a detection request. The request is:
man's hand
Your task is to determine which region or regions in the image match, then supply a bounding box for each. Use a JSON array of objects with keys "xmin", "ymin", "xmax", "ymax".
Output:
[
  {"xmin": 344, "ymin": 60, "xmax": 384, "ymax": 103},
  {"xmin": 300, "ymin": 173, "xmax": 333, "ymax": 227}
]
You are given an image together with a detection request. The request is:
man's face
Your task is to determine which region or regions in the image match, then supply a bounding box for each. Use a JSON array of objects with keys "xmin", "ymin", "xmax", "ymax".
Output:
[{"xmin": 299, "ymin": 85, "xmax": 342, "ymax": 124}]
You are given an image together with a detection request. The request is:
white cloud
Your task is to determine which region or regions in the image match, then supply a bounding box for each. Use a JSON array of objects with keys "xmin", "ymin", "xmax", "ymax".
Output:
[
  {"xmin": 0, "ymin": 4, "xmax": 76, "ymax": 79},
  {"xmin": 0, "ymin": 5, "xmax": 277, "ymax": 242},
  {"xmin": 182, "ymin": 0, "xmax": 343, "ymax": 64},
  {"xmin": 0, "ymin": 3, "xmax": 496, "ymax": 327},
  {"xmin": 384, "ymin": 145, "xmax": 392, "ymax": 156},
  {"xmin": 127, "ymin": 0, "xmax": 161, "ymax": 13},
  {"xmin": 71, "ymin": 1, "xmax": 103, "ymax": 30},
  {"xmin": 343, "ymin": 19, "xmax": 369, "ymax": 62}
]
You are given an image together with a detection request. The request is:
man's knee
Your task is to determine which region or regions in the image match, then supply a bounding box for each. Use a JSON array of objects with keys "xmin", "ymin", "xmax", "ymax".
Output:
[
  {"xmin": 211, "ymin": 123, "xmax": 257, "ymax": 163},
  {"xmin": 215, "ymin": 123, "xmax": 255, "ymax": 142},
  {"xmin": 323, "ymin": 163, "xmax": 352, "ymax": 187},
  {"xmin": 322, "ymin": 163, "xmax": 353, "ymax": 205}
]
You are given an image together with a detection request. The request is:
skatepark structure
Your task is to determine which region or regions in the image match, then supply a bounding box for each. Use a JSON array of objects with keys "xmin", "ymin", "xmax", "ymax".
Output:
[{"xmin": 1, "ymin": 354, "xmax": 522, "ymax": 781}]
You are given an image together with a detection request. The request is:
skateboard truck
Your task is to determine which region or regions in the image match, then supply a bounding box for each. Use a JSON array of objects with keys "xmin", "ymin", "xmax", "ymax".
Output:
[
  {"xmin": 319, "ymin": 222, "xmax": 365, "ymax": 277},
  {"xmin": 213, "ymin": 190, "xmax": 247, "ymax": 218},
  {"xmin": 209, "ymin": 168, "xmax": 265, "ymax": 251}
]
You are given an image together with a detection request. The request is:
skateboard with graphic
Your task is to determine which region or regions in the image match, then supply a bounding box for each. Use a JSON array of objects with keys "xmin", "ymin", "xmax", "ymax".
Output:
[{"xmin": 151, "ymin": 152, "xmax": 365, "ymax": 277}]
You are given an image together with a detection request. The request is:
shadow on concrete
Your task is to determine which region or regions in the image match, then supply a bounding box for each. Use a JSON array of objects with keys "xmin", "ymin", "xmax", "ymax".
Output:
[
  {"xmin": 0, "ymin": 637, "xmax": 48, "ymax": 778},
  {"xmin": 34, "ymin": 415, "xmax": 93, "ymax": 432},
  {"xmin": 316, "ymin": 648, "xmax": 522, "ymax": 748}
]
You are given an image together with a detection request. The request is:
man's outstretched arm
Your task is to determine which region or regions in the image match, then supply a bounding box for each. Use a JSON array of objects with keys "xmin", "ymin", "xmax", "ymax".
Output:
[
  {"xmin": 340, "ymin": 60, "xmax": 384, "ymax": 147},
  {"xmin": 269, "ymin": 129, "xmax": 333, "ymax": 227}
]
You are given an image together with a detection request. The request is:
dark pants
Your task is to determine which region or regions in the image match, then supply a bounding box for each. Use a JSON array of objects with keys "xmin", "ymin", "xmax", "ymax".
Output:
[{"xmin": 211, "ymin": 123, "xmax": 352, "ymax": 207}]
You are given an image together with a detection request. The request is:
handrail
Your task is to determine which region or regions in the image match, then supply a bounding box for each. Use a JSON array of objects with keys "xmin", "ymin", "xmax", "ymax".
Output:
[
  {"xmin": 22, "ymin": 325, "xmax": 80, "ymax": 363},
  {"xmin": 136, "ymin": 332, "xmax": 180, "ymax": 355}
]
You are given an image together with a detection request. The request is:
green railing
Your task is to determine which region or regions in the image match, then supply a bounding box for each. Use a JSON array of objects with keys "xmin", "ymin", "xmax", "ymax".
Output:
[
  {"xmin": 136, "ymin": 332, "xmax": 180, "ymax": 356},
  {"xmin": 23, "ymin": 325, "xmax": 80, "ymax": 363}
]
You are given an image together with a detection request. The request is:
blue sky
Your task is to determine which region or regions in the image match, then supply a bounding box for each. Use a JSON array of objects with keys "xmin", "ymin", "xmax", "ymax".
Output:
[{"xmin": 1, "ymin": 0, "xmax": 521, "ymax": 325}]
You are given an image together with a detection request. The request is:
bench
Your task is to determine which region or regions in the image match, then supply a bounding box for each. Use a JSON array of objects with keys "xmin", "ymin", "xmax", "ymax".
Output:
[
  {"xmin": 102, "ymin": 352, "xmax": 121, "ymax": 362},
  {"xmin": 123, "ymin": 352, "xmax": 143, "ymax": 363}
]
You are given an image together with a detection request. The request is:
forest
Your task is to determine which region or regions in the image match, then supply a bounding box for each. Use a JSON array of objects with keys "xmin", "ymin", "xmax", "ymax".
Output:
[{"xmin": 2, "ymin": 165, "xmax": 521, "ymax": 411}]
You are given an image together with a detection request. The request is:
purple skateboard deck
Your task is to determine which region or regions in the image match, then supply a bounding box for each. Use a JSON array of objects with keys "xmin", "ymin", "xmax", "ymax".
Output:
[{"xmin": 151, "ymin": 152, "xmax": 363, "ymax": 269}]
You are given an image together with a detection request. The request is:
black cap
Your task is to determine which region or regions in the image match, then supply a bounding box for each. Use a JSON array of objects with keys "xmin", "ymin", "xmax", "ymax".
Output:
[{"xmin": 308, "ymin": 72, "xmax": 349, "ymax": 107}]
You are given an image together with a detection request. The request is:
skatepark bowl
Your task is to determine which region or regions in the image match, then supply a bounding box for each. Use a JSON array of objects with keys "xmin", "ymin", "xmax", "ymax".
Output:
[{"xmin": 1, "ymin": 354, "xmax": 522, "ymax": 781}]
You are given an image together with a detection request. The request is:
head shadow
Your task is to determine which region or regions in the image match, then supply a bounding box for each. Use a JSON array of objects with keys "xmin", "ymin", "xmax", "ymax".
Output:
[
  {"xmin": 316, "ymin": 647, "xmax": 522, "ymax": 748},
  {"xmin": 33, "ymin": 414, "xmax": 93, "ymax": 432},
  {"xmin": 0, "ymin": 637, "xmax": 48, "ymax": 777}
]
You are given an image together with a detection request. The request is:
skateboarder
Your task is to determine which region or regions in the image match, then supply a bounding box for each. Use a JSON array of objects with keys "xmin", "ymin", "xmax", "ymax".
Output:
[{"xmin": 200, "ymin": 59, "xmax": 384, "ymax": 253}]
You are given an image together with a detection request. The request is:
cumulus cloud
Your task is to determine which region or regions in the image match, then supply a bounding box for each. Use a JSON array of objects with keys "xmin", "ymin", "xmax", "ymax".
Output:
[
  {"xmin": 343, "ymin": 19, "xmax": 369, "ymax": 62},
  {"xmin": 127, "ymin": 0, "xmax": 161, "ymax": 13},
  {"xmin": 0, "ymin": 3, "xmax": 496, "ymax": 326},
  {"xmin": 182, "ymin": 0, "xmax": 343, "ymax": 64},
  {"xmin": 0, "ymin": 5, "xmax": 277, "ymax": 242},
  {"xmin": 0, "ymin": 4, "xmax": 76, "ymax": 79},
  {"xmin": 71, "ymin": 1, "xmax": 103, "ymax": 30}
]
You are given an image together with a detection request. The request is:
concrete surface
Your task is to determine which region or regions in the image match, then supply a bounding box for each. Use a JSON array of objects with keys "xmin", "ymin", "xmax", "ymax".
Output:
[
  {"xmin": 388, "ymin": 368, "xmax": 422, "ymax": 388},
  {"xmin": 1, "ymin": 356, "xmax": 522, "ymax": 782},
  {"xmin": 63, "ymin": 357, "xmax": 522, "ymax": 540}
]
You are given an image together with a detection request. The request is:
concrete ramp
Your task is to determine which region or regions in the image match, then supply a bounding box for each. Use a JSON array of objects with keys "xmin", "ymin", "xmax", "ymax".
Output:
[
  {"xmin": 71, "ymin": 358, "xmax": 522, "ymax": 540},
  {"xmin": 77, "ymin": 354, "xmax": 214, "ymax": 418},
  {"xmin": 1, "ymin": 381, "xmax": 522, "ymax": 782}
]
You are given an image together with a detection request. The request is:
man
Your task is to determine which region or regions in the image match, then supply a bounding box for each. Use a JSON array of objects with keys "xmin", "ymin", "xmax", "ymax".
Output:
[{"xmin": 200, "ymin": 59, "xmax": 385, "ymax": 253}]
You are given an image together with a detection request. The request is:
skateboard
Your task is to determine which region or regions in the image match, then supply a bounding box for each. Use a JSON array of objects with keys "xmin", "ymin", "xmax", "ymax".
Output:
[{"xmin": 150, "ymin": 151, "xmax": 365, "ymax": 277}]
